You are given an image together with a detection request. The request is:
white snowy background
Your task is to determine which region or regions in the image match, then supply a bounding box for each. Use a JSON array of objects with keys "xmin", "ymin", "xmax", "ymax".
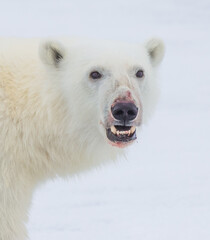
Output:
[{"xmin": 0, "ymin": 0, "xmax": 210, "ymax": 239}]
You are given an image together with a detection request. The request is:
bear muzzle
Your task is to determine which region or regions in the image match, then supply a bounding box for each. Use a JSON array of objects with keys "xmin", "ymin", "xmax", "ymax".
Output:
[{"xmin": 105, "ymin": 100, "xmax": 141, "ymax": 147}]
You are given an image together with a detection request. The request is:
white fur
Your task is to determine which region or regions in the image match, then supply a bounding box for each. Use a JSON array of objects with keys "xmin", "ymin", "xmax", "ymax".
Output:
[{"xmin": 0, "ymin": 37, "xmax": 164, "ymax": 239}]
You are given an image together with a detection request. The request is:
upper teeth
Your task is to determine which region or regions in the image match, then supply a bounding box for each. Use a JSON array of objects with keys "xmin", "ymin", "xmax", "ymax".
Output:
[
  {"xmin": 111, "ymin": 125, "xmax": 117, "ymax": 134},
  {"xmin": 130, "ymin": 126, "xmax": 136, "ymax": 134},
  {"xmin": 110, "ymin": 126, "xmax": 136, "ymax": 136}
]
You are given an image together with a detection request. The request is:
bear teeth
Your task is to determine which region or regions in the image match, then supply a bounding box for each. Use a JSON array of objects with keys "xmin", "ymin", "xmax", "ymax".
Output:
[
  {"xmin": 130, "ymin": 126, "xmax": 136, "ymax": 134},
  {"xmin": 111, "ymin": 125, "xmax": 117, "ymax": 134},
  {"xmin": 110, "ymin": 126, "xmax": 136, "ymax": 136}
]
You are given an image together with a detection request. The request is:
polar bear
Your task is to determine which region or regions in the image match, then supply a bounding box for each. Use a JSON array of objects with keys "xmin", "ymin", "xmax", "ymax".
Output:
[{"xmin": 0, "ymin": 37, "xmax": 164, "ymax": 239}]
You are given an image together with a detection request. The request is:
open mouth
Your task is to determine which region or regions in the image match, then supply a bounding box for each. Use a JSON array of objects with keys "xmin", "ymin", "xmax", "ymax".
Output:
[{"xmin": 106, "ymin": 125, "xmax": 137, "ymax": 144}]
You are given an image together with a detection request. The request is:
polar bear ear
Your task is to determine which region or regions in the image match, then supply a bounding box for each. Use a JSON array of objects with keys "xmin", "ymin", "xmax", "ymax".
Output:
[
  {"xmin": 39, "ymin": 40, "xmax": 66, "ymax": 68},
  {"xmin": 145, "ymin": 38, "xmax": 165, "ymax": 67}
]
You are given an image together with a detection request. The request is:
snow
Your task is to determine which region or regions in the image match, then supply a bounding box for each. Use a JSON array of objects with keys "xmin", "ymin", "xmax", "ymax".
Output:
[{"xmin": 0, "ymin": 0, "xmax": 210, "ymax": 239}]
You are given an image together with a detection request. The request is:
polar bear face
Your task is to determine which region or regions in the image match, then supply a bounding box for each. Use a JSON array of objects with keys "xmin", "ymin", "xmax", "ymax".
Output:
[{"xmin": 40, "ymin": 39, "xmax": 164, "ymax": 148}]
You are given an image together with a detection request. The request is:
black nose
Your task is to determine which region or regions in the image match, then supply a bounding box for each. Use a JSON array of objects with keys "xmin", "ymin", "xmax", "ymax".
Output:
[{"xmin": 111, "ymin": 102, "xmax": 138, "ymax": 122}]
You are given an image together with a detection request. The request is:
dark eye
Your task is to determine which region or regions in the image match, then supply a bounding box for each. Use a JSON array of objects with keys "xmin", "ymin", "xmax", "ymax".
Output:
[
  {"xmin": 136, "ymin": 70, "xmax": 144, "ymax": 78},
  {"xmin": 90, "ymin": 71, "xmax": 102, "ymax": 80}
]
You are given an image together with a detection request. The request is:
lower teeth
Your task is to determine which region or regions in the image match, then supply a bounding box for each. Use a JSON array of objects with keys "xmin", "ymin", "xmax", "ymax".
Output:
[{"xmin": 110, "ymin": 126, "xmax": 135, "ymax": 136}]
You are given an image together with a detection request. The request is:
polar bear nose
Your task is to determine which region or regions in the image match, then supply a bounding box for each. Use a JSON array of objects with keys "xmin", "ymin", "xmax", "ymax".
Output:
[{"xmin": 111, "ymin": 102, "xmax": 138, "ymax": 122}]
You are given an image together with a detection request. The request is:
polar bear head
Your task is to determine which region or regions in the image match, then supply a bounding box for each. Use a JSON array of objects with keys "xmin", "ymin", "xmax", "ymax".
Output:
[{"xmin": 39, "ymin": 38, "xmax": 164, "ymax": 149}]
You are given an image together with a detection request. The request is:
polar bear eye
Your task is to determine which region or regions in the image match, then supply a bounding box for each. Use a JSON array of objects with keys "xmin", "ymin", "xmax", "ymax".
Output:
[
  {"xmin": 136, "ymin": 70, "xmax": 144, "ymax": 78},
  {"xmin": 90, "ymin": 71, "xmax": 102, "ymax": 80}
]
